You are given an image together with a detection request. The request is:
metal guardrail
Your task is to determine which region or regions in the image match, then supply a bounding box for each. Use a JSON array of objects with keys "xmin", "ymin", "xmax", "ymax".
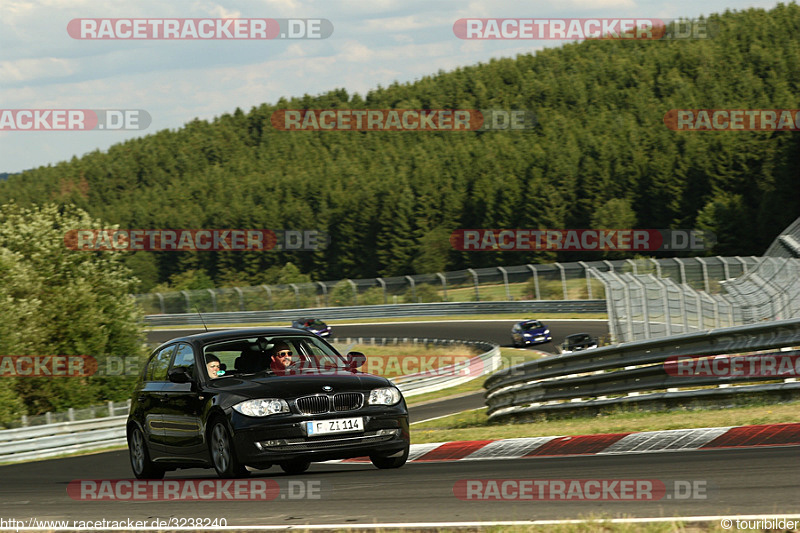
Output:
[
  {"xmin": 485, "ymin": 317, "xmax": 800, "ymax": 423},
  {"xmin": 0, "ymin": 338, "xmax": 497, "ymax": 464},
  {"xmin": 330, "ymin": 337, "xmax": 500, "ymax": 397},
  {"xmin": 0, "ymin": 416, "xmax": 128, "ymax": 464},
  {"xmin": 144, "ymin": 300, "xmax": 606, "ymax": 327},
  {"xmin": 8, "ymin": 400, "xmax": 131, "ymax": 430}
]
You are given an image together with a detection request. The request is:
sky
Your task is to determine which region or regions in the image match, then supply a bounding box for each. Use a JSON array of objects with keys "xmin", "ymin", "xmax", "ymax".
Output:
[{"xmin": 0, "ymin": 0, "xmax": 783, "ymax": 174}]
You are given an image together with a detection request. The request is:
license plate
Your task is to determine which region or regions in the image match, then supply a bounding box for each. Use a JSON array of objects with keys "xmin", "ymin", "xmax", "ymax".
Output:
[
  {"xmin": 306, "ymin": 417, "xmax": 363, "ymax": 436},
  {"xmin": 535, "ymin": 336, "xmax": 545, "ymax": 341}
]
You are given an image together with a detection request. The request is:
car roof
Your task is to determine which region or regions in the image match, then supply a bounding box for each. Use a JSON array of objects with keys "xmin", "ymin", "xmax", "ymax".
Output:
[
  {"xmin": 566, "ymin": 332, "xmax": 591, "ymax": 339},
  {"xmin": 156, "ymin": 327, "xmax": 315, "ymax": 347}
]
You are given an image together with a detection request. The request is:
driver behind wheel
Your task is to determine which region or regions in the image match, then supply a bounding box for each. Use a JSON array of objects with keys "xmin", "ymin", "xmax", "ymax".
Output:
[{"xmin": 269, "ymin": 342, "xmax": 294, "ymax": 375}]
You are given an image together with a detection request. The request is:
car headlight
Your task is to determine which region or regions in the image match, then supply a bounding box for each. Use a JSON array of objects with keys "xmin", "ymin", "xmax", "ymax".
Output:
[
  {"xmin": 544, "ymin": 329, "xmax": 550, "ymax": 334},
  {"xmin": 233, "ymin": 399, "xmax": 290, "ymax": 417},
  {"xmin": 523, "ymin": 333, "xmax": 532, "ymax": 337},
  {"xmin": 368, "ymin": 387, "xmax": 402, "ymax": 406}
]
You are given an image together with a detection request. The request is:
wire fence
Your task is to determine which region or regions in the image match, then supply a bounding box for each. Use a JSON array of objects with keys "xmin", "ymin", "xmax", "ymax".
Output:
[
  {"xmin": 592, "ymin": 256, "xmax": 800, "ymax": 343},
  {"xmin": 764, "ymin": 216, "xmax": 800, "ymax": 258},
  {"xmin": 134, "ymin": 258, "xmax": 754, "ymax": 315}
]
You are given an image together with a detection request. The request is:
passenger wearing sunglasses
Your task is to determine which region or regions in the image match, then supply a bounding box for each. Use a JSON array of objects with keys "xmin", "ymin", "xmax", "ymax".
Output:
[{"xmin": 269, "ymin": 342, "xmax": 294, "ymax": 375}]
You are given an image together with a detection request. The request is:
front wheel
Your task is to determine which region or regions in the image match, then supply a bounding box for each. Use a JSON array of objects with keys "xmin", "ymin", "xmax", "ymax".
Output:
[
  {"xmin": 209, "ymin": 420, "xmax": 249, "ymax": 478},
  {"xmin": 370, "ymin": 445, "xmax": 409, "ymax": 469},
  {"xmin": 128, "ymin": 426, "xmax": 165, "ymax": 480}
]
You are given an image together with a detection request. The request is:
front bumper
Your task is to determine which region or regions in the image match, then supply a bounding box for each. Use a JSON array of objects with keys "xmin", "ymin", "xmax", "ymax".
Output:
[
  {"xmin": 522, "ymin": 334, "xmax": 552, "ymax": 345},
  {"xmin": 230, "ymin": 409, "xmax": 409, "ymax": 466}
]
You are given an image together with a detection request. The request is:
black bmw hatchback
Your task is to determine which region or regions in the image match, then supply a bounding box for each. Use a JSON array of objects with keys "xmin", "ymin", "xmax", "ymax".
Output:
[{"xmin": 127, "ymin": 327, "xmax": 410, "ymax": 479}]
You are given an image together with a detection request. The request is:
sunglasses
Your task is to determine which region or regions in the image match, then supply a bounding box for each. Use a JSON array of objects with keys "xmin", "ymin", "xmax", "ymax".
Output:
[{"xmin": 276, "ymin": 350, "xmax": 293, "ymax": 358}]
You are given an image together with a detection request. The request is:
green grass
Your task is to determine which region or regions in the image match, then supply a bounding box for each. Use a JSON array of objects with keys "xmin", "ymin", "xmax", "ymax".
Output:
[
  {"xmin": 411, "ymin": 401, "xmax": 800, "ymax": 444},
  {"xmin": 295, "ymin": 520, "xmax": 768, "ymax": 532},
  {"xmin": 442, "ymin": 278, "xmax": 606, "ymax": 302}
]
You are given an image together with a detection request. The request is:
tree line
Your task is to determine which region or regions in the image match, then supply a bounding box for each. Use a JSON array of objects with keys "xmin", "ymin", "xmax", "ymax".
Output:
[{"xmin": 0, "ymin": 4, "xmax": 798, "ymax": 293}]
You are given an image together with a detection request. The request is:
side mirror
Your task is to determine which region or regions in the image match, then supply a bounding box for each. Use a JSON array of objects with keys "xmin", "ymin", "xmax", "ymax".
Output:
[
  {"xmin": 168, "ymin": 367, "xmax": 192, "ymax": 383},
  {"xmin": 346, "ymin": 351, "xmax": 366, "ymax": 370}
]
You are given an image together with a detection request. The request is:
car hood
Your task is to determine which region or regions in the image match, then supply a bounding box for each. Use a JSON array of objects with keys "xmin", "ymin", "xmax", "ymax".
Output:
[
  {"xmin": 206, "ymin": 370, "xmax": 392, "ymax": 399},
  {"xmin": 522, "ymin": 327, "xmax": 547, "ymax": 334}
]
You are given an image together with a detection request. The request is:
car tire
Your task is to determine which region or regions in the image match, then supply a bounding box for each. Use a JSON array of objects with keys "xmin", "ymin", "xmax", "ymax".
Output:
[
  {"xmin": 128, "ymin": 426, "xmax": 165, "ymax": 480},
  {"xmin": 370, "ymin": 444, "xmax": 409, "ymax": 469},
  {"xmin": 279, "ymin": 460, "xmax": 311, "ymax": 474},
  {"xmin": 209, "ymin": 420, "xmax": 249, "ymax": 479}
]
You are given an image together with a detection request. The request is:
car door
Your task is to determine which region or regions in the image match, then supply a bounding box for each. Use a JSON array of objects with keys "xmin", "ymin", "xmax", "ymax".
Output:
[
  {"xmin": 160, "ymin": 342, "xmax": 207, "ymax": 461},
  {"xmin": 136, "ymin": 344, "xmax": 176, "ymax": 456}
]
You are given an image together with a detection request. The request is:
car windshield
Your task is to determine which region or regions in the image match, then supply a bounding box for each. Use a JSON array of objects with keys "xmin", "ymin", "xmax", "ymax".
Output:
[
  {"xmin": 203, "ymin": 335, "xmax": 345, "ymax": 375},
  {"xmin": 308, "ymin": 320, "xmax": 327, "ymax": 328},
  {"xmin": 522, "ymin": 321, "xmax": 543, "ymax": 330},
  {"xmin": 568, "ymin": 334, "xmax": 592, "ymax": 343}
]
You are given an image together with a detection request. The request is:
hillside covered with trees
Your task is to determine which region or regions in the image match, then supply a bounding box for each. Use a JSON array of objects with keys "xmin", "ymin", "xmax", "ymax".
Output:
[{"xmin": 1, "ymin": 4, "xmax": 798, "ymax": 292}]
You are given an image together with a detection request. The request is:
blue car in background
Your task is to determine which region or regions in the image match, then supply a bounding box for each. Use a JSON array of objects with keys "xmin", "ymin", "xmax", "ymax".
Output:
[
  {"xmin": 292, "ymin": 318, "xmax": 331, "ymax": 337},
  {"xmin": 511, "ymin": 319, "xmax": 552, "ymax": 347}
]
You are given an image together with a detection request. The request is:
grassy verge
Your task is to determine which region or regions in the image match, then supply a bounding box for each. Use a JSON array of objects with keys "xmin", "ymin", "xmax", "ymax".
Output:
[
  {"xmin": 147, "ymin": 313, "xmax": 608, "ymax": 330},
  {"xmin": 411, "ymin": 401, "xmax": 800, "ymax": 444},
  {"xmin": 317, "ymin": 522, "xmax": 758, "ymax": 532}
]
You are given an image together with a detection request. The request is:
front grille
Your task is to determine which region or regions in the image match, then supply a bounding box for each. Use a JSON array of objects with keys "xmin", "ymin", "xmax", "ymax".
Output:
[
  {"xmin": 333, "ymin": 393, "xmax": 363, "ymax": 411},
  {"xmin": 296, "ymin": 395, "xmax": 330, "ymax": 414},
  {"xmin": 296, "ymin": 393, "xmax": 364, "ymax": 414}
]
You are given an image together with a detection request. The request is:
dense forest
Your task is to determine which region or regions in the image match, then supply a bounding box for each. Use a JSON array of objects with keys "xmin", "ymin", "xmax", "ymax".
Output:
[{"xmin": 1, "ymin": 4, "xmax": 798, "ymax": 292}]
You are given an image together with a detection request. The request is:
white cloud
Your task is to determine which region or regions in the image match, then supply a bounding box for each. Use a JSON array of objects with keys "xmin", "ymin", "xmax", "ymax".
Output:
[
  {"xmin": 0, "ymin": 0, "xmax": 789, "ymax": 173},
  {"xmin": 565, "ymin": 0, "xmax": 637, "ymax": 7},
  {"xmin": 0, "ymin": 57, "xmax": 77, "ymax": 83},
  {"xmin": 363, "ymin": 14, "xmax": 450, "ymax": 32}
]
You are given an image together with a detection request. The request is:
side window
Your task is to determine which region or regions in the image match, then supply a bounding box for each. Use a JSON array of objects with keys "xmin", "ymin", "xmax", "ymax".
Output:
[
  {"xmin": 147, "ymin": 345, "xmax": 176, "ymax": 382},
  {"xmin": 170, "ymin": 343, "xmax": 195, "ymax": 379}
]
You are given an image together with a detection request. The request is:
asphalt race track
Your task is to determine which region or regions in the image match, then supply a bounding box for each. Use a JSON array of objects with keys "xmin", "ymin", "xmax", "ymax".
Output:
[
  {"xmin": 1, "ymin": 447, "xmax": 797, "ymax": 525},
  {"xmin": 3, "ymin": 319, "xmax": 798, "ymax": 526},
  {"xmin": 145, "ymin": 319, "xmax": 610, "ymax": 353}
]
